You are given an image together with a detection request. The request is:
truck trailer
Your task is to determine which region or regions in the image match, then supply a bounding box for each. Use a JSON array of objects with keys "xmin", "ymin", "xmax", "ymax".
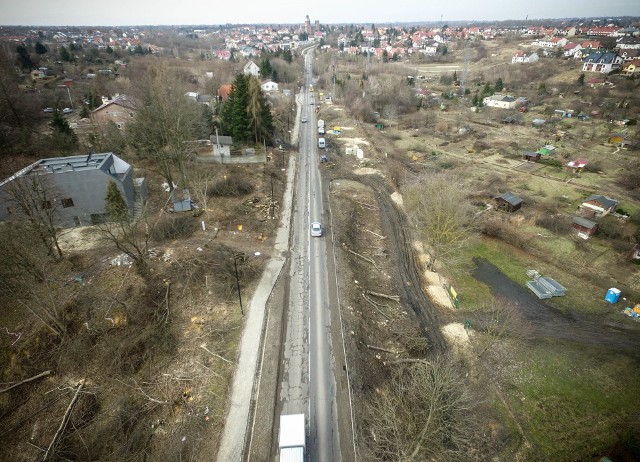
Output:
[{"xmin": 279, "ymin": 413, "xmax": 306, "ymax": 462}]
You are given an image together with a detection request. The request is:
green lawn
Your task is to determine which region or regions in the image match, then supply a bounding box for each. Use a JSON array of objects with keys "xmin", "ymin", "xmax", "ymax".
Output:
[{"xmin": 491, "ymin": 338, "xmax": 640, "ymax": 460}]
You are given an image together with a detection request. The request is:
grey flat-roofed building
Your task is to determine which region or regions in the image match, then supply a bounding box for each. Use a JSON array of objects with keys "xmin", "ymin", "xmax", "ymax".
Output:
[{"xmin": 0, "ymin": 152, "xmax": 145, "ymax": 227}]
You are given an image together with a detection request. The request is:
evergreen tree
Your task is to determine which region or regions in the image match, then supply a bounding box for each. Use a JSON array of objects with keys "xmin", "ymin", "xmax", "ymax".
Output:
[
  {"xmin": 577, "ymin": 73, "xmax": 585, "ymax": 86},
  {"xmin": 59, "ymin": 45, "xmax": 71, "ymax": 62},
  {"xmin": 247, "ymin": 76, "xmax": 273, "ymax": 143},
  {"xmin": 282, "ymin": 49, "xmax": 293, "ymax": 63},
  {"xmin": 35, "ymin": 42, "xmax": 47, "ymax": 55},
  {"xmin": 105, "ymin": 181, "xmax": 129, "ymax": 221},
  {"xmin": 49, "ymin": 110, "xmax": 78, "ymax": 151},
  {"xmin": 259, "ymin": 57, "xmax": 273, "ymax": 79},
  {"xmin": 221, "ymin": 74, "xmax": 251, "ymax": 142},
  {"xmin": 16, "ymin": 45, "xmax": 34, "ymax": 70},
  {"xmin": 495, "ymin": 77, "xmax": 504, "ymax": 92},
  {"xmin": 221, "ymin": 74, "xmax": 272, "ymax": 144}
]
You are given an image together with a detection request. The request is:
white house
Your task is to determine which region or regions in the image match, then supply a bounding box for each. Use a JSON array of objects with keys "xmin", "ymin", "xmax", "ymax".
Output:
[
  {"xmin": 582, "ymin": 51, "xmax": 623, "ymax": 73},
  {"xmin": 243, "ymin": 60, "xmax": 260, "ymax": 77},
  {"xmin": 483, "ymin": 95, "xmax": 518, "ymax": 109},
  {"xmin": 512, "ymin": 51, "xmax": 539, "ymax": 63},
  {"xmin": 260, "ymin": 80, "xmax": 279, "ymax": 92},
  {"xmin": 563, "ymin": 42, "xmax": 582, "ymax": 57}
]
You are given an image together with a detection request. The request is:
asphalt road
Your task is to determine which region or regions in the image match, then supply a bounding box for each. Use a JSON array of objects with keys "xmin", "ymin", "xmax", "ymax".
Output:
[{"xmin": 279, "ymin": 50, "xmax": 341, "ymax": 462}]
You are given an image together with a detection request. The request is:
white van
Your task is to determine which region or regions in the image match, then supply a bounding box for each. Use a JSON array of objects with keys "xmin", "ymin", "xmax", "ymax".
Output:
[{"xmin": 318, "ymin": 137, "xmax": 326, "ymax": 149}]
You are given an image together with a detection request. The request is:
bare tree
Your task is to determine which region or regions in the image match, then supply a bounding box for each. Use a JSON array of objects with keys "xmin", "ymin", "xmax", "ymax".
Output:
[
  {"xmin": 363, "ymin": 355, "xmax": 476, "ymax": 461},
  {"xmin": 3, "ymin": 173, "xmax": 63, "ymax": 260},
  {"xmin": 403, "ymin": 171, "xmax": 477, "ymax": 270},
  {"xmin": 473, "ymin": 295, "xmax": 528, "ymax": 357},
  {"xmin": 127, "ymin": 65, "xmax": 211, "ymax": 191},
  {"xmin": 187, "ymin": 163, "xmax": 217, "ymax": 214}
]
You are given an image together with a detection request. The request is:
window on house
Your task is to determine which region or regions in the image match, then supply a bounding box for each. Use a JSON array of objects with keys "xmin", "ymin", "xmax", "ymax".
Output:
[
  {"xmin": 62, "ymin": 198, "xmax": 74, "ymax": 208},
  {"xmin": 41, "ymin": 200, "xmax": 52, "ymax": 209}
]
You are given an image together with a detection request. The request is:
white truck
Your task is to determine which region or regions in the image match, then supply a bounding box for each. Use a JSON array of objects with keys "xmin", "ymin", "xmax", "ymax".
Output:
[
  {"xmin": 318, "ymin": 137, "xmax": 326, "ymax": 149},
  {"xmin": 279, "ymin": 414, "xmax": 306, "ymax": 462},
  {"xmin": 317, "ymin": 119, "xmax": 325, "ymax": 134}
]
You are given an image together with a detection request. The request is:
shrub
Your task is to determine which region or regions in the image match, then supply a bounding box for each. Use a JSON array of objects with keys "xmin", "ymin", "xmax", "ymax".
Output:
[
  {"xmin": 538, "ymin": 158, "xmax": 563, "ymax": 168},
  {"xmin": 535, "ymin": 214, "xmax": 572, "ymax": 233},
  {"xmin": 151, "ymin": 215, "xmax": 199, "ymax": 241},
  {"xmin": 209, "ymin": 177, "xmax": 254, "ymax": 197}
]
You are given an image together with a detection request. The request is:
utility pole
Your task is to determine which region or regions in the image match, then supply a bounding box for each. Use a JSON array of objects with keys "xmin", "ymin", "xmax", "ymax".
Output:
[
  {"xmin": 270, "ymin": 173, "xmax": 275, "ymax": 219},
  {"xmin": 233, "ymin": 256, "xmax": 244, "ymax": 316}
]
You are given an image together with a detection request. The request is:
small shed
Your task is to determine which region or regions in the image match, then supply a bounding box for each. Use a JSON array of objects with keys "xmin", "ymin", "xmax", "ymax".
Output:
[
  {"xmin": 572, "ymin": 216, "xmax": 598, "ymax": 238},
  {"xmin": 522, "ymin": 151, "xmax": 541, "ymax": 162},
  {"xmin": 567, "ymin": 159, "xmax": 587, "ymax": 172},
  {"xmin": 210, "ymin": 134, "xmax": 233, "ymax": 157},
  {"xmin": 495, "ymin": 192, "xmax": 523, "ymax": 213},
  {"xmin": 538, "ymin": 145, "xmax": 556, "ymax": 156}
]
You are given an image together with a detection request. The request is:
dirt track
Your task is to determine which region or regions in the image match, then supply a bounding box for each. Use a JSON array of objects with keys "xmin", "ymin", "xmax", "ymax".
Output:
[
  {"xmin": 358, "ymin": 175, "xmax": 448, "ymax": 355},
  {"xmin": 473, "ymin": 258, "xmax": 640, "ymax": 353}
]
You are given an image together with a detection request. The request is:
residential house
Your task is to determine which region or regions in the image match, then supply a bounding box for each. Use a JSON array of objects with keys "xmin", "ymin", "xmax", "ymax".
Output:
[
  {"xmin": 217, "ymin": 84, "xmax": 232, "ymax": 101},
  {"xmin": 582, "ymin": 51, "xmax": 623, "ymax": 73},
  {"xmin": 586, "ymin": 26, "xmax": 621, "ymax": 36},
  {"xmin": 581, "ymin": 40, "xmax": 601, "ymax": 50},
  {"xmin": 618, "ymin": 49, "xmax": 640, "ymax": 62},
  {"xmin": 511, "ymin": 51, "xmax": 539, "ymax": 63},
  {"xmin": 0, "ymin": 152, "xmax": 145, "ymax": 228},
  {"xmin": 420, "ymin": 40, "xmax": 439, "ymax": 55},
  {"xmin": 572, "ymin": 216, "xmax": 598, "ymax": 239},
  {"xmin": 579, "ymin": 194, "xmax": 618, "ymax": 218},
  {"xmin": 563, "ymin": 42, "xmax": 582, "ymax": 57},
  {"xmin": 566, "ymin": 159, "xmax": 587, "ymax": 173},
  {"xmin": 91, "ymin": 94, "xmax": 138, "ymax": 130},
  {"xmin": 483, "ymin": 95, "xmax": 517, "ymax": 109},
  {"xmin": 551, "ymin": 37, "xmax": 568, "ymax": 47},
  {"xmin": 622, "ymin": 59, "xmax": 640, "ymax": 76},
  {"xmin": 495, "ymin": 192, "xmax": 523, "ymax": 213},
  {"xmin": 615, "ymin": 36, "xmax": 640, "ymax": 50},
  {"xmin": 243, "ymin": 60, "xmax": 260, "ymax": 77},
  {"xmin": 522, "ymin": 150, "xmax": 541, "ymax": 162},
  {"xmin": 185, "ymin": 92, "xmax": 213, "ymax": 106},
  {"xmin": 260, "ymin": 80, "xmax": 279, "ymax": 92}
]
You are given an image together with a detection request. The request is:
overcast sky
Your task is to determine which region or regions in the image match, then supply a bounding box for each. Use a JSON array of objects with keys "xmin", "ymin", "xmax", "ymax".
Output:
[{"xmin": 1, "ymin": 0, "xmax": 639, "ymax": 27}]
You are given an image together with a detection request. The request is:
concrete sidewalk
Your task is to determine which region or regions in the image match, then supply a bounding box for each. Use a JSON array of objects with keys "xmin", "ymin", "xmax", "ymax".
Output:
[{"xmin": 215, "ymin": 151, "xmax": 297, "ymax": 462}]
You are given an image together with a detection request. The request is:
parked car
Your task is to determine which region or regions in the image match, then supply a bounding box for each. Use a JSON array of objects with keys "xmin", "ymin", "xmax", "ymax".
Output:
[
  {"xmin": 310, "ymin": 222, "xmax": 324, "ymax": 237},
  {"xmin": 43, "ymin": 107, "xmax": 55, "ymax": 113},
  {"xmin": 62, "ymin": 107, "xmax": 74, "ymax": 114}
]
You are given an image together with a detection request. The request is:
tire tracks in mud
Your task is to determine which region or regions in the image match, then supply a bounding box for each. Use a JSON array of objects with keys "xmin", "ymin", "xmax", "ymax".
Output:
[{"xmin": 357, "ymin": 175, "xmax": 448, "ymax": 355}]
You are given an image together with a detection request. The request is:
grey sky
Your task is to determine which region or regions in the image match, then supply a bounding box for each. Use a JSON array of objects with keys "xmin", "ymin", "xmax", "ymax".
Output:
[{"xmin": 1, "ymin": 0, "xmax": 639, "ymax": 27}]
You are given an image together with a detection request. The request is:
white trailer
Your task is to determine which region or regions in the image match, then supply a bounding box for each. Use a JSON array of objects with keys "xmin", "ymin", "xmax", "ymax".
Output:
[{"xmin": 279, "ymin": 414, "xmax": 306, "ymax": 462}]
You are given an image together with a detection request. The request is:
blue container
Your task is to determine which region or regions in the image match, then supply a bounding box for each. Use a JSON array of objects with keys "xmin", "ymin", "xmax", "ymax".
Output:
[{"xmin": 605, "ymin": 288, "xmax": 621, "ymax": 304}]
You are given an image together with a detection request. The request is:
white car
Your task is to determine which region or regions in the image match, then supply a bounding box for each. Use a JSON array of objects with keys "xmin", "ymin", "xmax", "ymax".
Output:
[
  {"xmin": 310, "ymin": 222, "xmax": 323, "ymax": 237},
  {"xmin": 301, "ymin": 117, "xmax": 307, "ymax": 123},
  {"xmin": 62, "ymin": 107, "xmax": 74, "ymax": 114}
]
